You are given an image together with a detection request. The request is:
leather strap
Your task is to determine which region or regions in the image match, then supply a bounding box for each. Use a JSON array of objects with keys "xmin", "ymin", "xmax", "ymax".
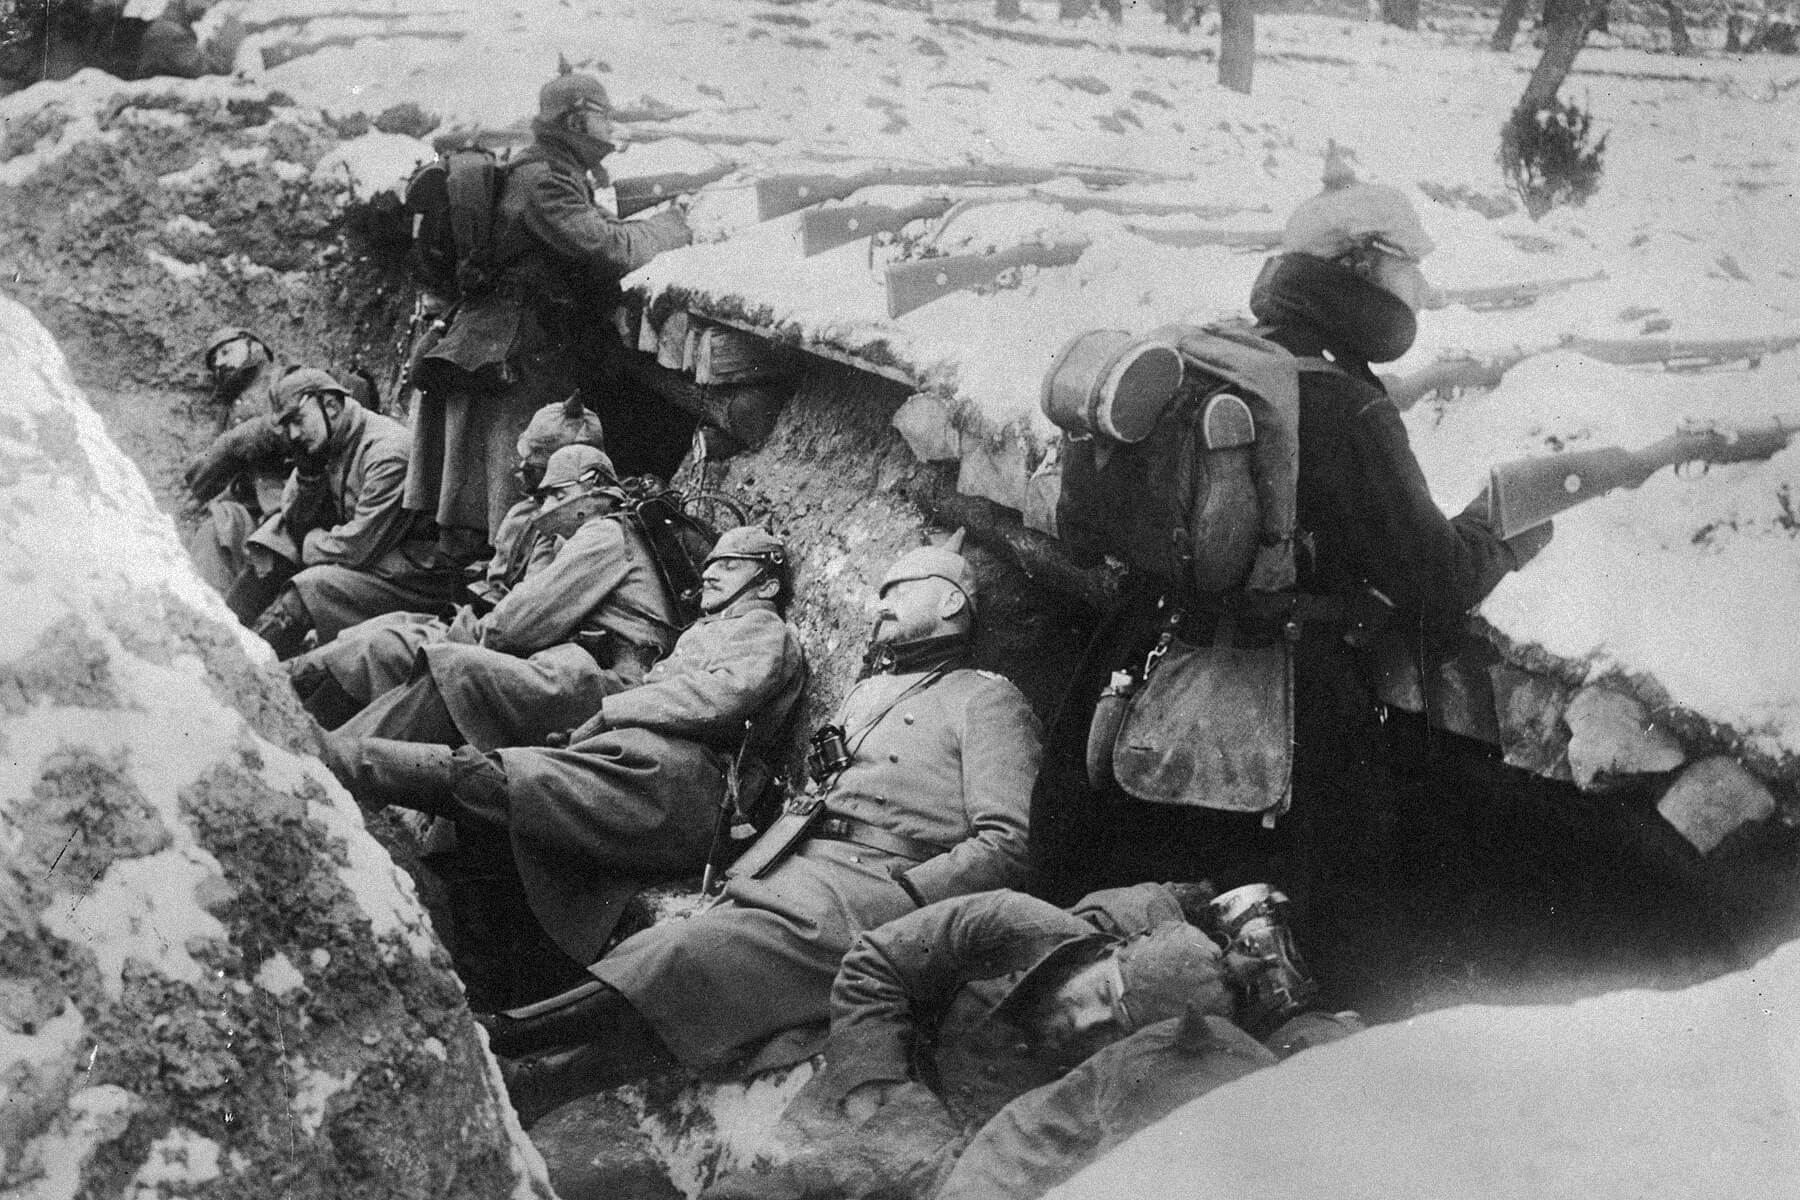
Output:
[{"xmin": 811, "ymin": 813, "xmax": 946, "ymax": 862}]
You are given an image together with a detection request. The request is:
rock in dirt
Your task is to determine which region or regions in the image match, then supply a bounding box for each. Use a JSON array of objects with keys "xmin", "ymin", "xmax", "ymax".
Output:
[
  {"xmin": 1657, "ymin": 755, "xmax": 1778, "ymax": 856},
  {"xmin": 0, "ymin": 291, "xmax": 552, "ymax": 1198}
]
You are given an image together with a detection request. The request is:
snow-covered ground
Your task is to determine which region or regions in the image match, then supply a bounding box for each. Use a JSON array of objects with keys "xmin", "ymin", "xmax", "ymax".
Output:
[{"xmin": 6, "ymin": 0, "xmax": 1798, "ymax": 764}]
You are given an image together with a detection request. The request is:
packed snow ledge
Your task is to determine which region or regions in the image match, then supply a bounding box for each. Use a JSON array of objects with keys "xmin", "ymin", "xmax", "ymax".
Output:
[{"xmin": 10, "ymin": 0, "xmax": 1800, "ymax": 774}]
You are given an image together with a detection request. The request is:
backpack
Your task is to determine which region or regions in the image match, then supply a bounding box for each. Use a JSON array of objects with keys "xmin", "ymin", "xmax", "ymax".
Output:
[
  {"xmin": 613, "ymin": 476, "xmax": 724, "ymax": 630},
  {"xmin": 1044, "ymin": 323, "xmax": 1334, "ymax": 600},
  {"xmin": 402, "ymin": 146, "xmax": 509, "ymax": 298}
]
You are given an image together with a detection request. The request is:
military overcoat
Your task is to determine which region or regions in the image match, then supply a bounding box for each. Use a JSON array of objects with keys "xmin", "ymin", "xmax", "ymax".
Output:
[
  {"xmin": 492, "ymin": 598, "xmax": 808, "ymax": 963},
  {"xmin": 377, "ymin": 512, "xmax": 678, "ymax": 749},
  {"xmin": 405, "ymin": 133, "xmax": 690, "ymax": 537},
  {"xmin": 593, "ymin": 663, "xmax": 1041, "ymax": 1072}
]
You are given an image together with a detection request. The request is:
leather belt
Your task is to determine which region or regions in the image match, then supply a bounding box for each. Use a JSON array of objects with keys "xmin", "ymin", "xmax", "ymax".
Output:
[{"xmin": 811, "ymin": 813, "xmax": 946, "ymax": 863}]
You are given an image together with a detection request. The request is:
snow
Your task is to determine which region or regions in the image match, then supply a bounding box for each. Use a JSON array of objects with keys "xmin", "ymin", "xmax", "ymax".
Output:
[
  {"xmin": 183, "ymin": 0, "xmax": 1800, "ymax": 764},
  {"xmin": 1050, "ymin": 937, "xmax": 1800, "ymax": 1199},
  {"xmin": 216, "ymin": 0, "xmax": 1796, "ymax": 760}
]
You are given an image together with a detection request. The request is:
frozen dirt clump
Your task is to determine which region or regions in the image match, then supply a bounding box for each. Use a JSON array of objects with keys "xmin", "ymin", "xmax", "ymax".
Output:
[
  {"xmin": 0, "ymin": 73, "xmax": 412, "ymax": 398},
  {"xmin": 0, "ymin": 293, "xmax": 553, "ymax": 1198}
]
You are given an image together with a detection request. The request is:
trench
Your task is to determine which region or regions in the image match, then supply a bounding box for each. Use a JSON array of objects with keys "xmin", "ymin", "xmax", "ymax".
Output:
[
  {"xmin": 8, "ymin": 71, "xmax": 1800, "ymax": 1196},
  {"xmin": 62, "ymin": 272, "xmax": 1789, "ymax": 1025}
]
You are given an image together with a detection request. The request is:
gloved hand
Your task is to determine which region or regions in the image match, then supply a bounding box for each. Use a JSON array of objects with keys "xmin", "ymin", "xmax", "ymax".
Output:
[{"xmin": 1504, "ymin": 519, "xmax": 1554, "ymax": 569}]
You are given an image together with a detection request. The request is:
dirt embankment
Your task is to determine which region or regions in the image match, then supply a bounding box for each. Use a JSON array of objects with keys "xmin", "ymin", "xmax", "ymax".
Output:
[{"xmin": 1, "ymin": 81, "xmax": 411, "ymax": 506}]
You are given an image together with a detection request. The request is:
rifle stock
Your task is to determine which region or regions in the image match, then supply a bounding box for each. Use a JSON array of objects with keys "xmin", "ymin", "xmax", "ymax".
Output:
[
  {"xmin": 884, "ymin": 240, "xmax": 1091, "ymax": 318},
  {"xmin": 613, "ymin": 163, "xmax": 736, "ymax": 217},
  {"xmin": 1489, "ymin": 415, "xmax": 1800, "ymax": 539}
]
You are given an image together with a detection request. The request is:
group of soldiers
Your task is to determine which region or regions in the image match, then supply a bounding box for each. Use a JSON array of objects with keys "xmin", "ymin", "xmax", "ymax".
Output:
[{"xmin": 175, "ymin": 68, "xmax": 1552, "ymax": 1200}]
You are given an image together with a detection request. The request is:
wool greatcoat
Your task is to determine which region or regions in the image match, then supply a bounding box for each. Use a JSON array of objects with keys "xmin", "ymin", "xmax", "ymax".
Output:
[
  {"xmin": 405, "ymin": 124, "xmax": 690, "ymax": 541},
  {"xmin": 222, "ymin": 398, "xmax": 445, "ymax": 634},
  {"xmin": 334, "ymin": 509, "xmax": 677, "ymax": 751},
  {"xmin": 1029, "ymin": 254, "xmax": 1527, "ymax": 1013},
  {"xmin": 288, "ymin": 495, "xmax": 558, "ymax": 722},
  {"xmin": 700, "ymin": 886, "xmax": 1194, "ymax": 1200},
  {"xmin": 592, "ymin": 661, "xmax": 1042, "ymax": 1074},
  {"xmin": 481, "ymin": 597, "xmax": 809, "ymax": 963}
]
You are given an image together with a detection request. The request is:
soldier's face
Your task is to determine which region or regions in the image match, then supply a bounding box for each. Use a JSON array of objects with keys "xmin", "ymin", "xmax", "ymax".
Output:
[
  {"xmin": 700, "ymin": 557, "xmax": 767, "ymax": 612},
  {"xmin": 872, "ymin": 576, "xmax": 947, "ymax": 645},
  {"xmin": 276, "ymin": 394, "xmax": 333, "ymax": 455},
  {"xmin": 1027, "ymin": 957, "xmax": 1128, "ymax": 1063}
]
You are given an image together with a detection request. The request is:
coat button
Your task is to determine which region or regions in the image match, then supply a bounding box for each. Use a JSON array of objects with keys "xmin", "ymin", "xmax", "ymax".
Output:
[
  {"xmin": 888, "ymin": 753, "xmax": 899, "ymax": 763},
  {"xmin": 903, "ymin": 713, "xmax": 915, "ymax": 724}
]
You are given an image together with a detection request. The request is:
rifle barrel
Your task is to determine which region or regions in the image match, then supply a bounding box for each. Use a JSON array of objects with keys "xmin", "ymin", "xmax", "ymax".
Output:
[{"xmin": 1488, "ymin": 415, "xmax": 1800, "ymax": 540}]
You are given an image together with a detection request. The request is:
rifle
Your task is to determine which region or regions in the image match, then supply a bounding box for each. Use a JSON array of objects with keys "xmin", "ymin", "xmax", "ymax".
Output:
[
  {"xmin": 885, "ymin": 240, "xmax": 1091, "ymax": 318},
  {"xmin": 700, "ymin": 719, "xmax": 756, "ymax": 897},
  {"xmin": 755, "ymin": 162, "xmax": 1186, "ymax": 221},
  {"xmin": 1427, "ymin": 271, "xmax": 1607, "ymax": 312},
  {"xmin": 613, "ymin": 162, "xmax": 737, "ymax": 218},
  {"xmin": 1487, "ymin": 414, "xmax": 1800, "ymax": 539},
  {"xmin": 800, "ymin": 192, "xmax": 1254, "ymax": 256}
]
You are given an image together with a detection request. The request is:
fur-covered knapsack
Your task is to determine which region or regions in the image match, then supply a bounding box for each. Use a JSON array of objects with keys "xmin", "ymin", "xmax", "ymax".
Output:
[
  {"xmin": 1043, "ymin": 322, "xmax": 1338, "ymax": 600},
  {"xmin": 402, "ymin": 146, "xmax": 509, "ymax": 298}
]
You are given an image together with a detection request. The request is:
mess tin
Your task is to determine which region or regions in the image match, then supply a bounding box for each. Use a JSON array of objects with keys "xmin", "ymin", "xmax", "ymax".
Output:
[{"xmin": 1041, "ymin": 329, "xmax": 1185, "ymax": 444}]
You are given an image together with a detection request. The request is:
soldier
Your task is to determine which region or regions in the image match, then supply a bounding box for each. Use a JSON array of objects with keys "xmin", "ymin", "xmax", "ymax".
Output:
[
  {"xmin": 1032, "ymin": 170, "xmax": 1552, "ymax": 1012},
  {"xmin": 481, "ymin": 533, "xmax": 1042, "ymax": 1126},
  {"xmin": 216, "ymin": 368, "xmax": 447, "ymax": 656},
  {"xmin": 182, "ymin": 327, "xmax": 288, "ymax": 596},
  {"xmin": 404, "ymin": 70, "xmax": 691, "ymax": 565},
  {"xmin": 701, "ymin": 885, "xmax": 1257, "ymax": 1200},
  {"xmin": 935, "ymin": 995, "xmax": 1359, "ymax": 1200},
  {"xmin": 286, "ymin": 397, "xmax": 605, "ymax": 728},
  {"xmin": 319, "ymin": 443, "xmax": 676, "ymax": 751},
  {"xmin": 322, "ymin": 526, "xmax": 807, "ymax": 1010}
]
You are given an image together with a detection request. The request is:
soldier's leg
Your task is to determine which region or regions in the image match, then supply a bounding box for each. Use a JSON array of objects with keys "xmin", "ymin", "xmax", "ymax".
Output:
[
  {"xmin": 494, "ymin": 1000, "xmax": 679, "ymax": 1128},
  {"xmin": 248, "ymin": 585, "xmax": 315, "ymax": 660},
  {"xmin": 319, "ymin": 736, "xmax": 509, "ymax": 818},
  {"xmin": 334, "ymin": 673, "xmax": 462, "ymax": 745},
  {"xmin": 289, "ymin": 656, "xmax": 366, "ymax": 729}
]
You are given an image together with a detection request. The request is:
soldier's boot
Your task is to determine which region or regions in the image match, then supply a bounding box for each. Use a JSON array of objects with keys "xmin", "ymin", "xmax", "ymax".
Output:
[
  {"xmin": 319, "ymin": 734, "xmax": 464, "ymax": 815},
  {"xmin": 497, "ymin": 1011, "xmax": 679, "ymax": 1129},
  {"xmin": 477, "ymin": 978, "xmax": 634, "ymax": 1059},
  {"xmin": 289, "ymin": 659, "xmax": 364, "ymax": 729},
  {"xmin": 250, "ymin": 589, "xmax": 314, "ymax": 660}
]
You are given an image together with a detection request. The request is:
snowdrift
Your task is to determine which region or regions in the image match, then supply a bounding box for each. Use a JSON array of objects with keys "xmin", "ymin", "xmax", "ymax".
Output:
[
  {"xmin": 1049, "ymin": 935, "xmax": 1800, "ymax": 1200},
  {"xmin": 0, "ymin": 291, "xmax": 553, "ymax": 1199}
]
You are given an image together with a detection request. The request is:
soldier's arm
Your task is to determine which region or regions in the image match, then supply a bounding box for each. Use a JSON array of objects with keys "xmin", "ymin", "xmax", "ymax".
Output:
[
  {"xmin": 896, "ymin": 679, "xmax": 1040, "ymax": 906},
  {"xmin": 183, "ymin": 415, "xmax": 286, "ymax": 503},
  {"xmin": 600, "ymin": 611, "xmax": 804, "ymax": 740},
  {"xmin": 827, "ymin": 892, "xmax": 1087, "ymax": 1102},
  {"xmin": 522, "ymin": 168, "xmax": 692, "ymax": 279},
  {"xmin": 1352, "ymin": 394, "xmax": 1518, "ymax": 630},
  {"xmin": 299, "ymin": 452, "xmax": 409, "ymax": 567},
  {"xmin": 480, "ymin": 517, "xmax": 632, "ymax": 655}
]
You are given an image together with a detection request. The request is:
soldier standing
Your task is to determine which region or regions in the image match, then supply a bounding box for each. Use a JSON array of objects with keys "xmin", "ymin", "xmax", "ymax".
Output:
[{"xmin": 404, "ymin": 70, "xmax": 690, "ymax": 565}]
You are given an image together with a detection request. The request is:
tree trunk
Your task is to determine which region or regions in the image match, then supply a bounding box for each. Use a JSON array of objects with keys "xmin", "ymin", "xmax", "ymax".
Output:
[
  {"xmin": 1517, "ymin": 0, "xmax": 1601, "ymax": 112},
  {"xmin": 1491, "ymin": 0, "xmax": 1530, "ymax": 50},
  {"xmin": 1663, "ymin": 0, "xmax": 1692, "ymax": 54},
  {"xmin": 995, "ymin": 0, "xmax": 1021, "ymax": 18},
  {"xmin": 1380, "ymin": 0, "xmax": 1420, "ymax": 31},
  {"xmin": 1724, "ymin": 10, "xmax": 1742, "ymax": 52},
  {"xmin": 1218, "ymin": 0, "xmax": 1255, "ymax": 94},
  {"xmin": 1059, "ymin": 0, "xmax": 1091, "ymax": 18}
]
